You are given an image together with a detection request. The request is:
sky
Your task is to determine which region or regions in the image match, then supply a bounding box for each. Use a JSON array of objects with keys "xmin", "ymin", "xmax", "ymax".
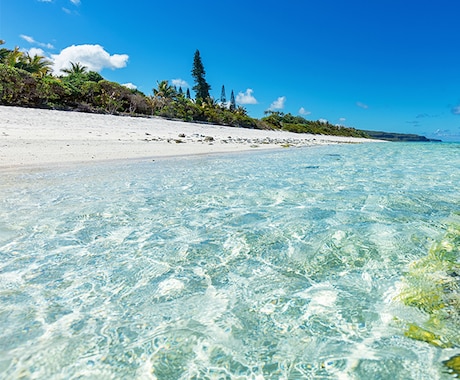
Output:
[{"xmin": 1, "ymin": 0, "xmax": 460, "ymax": 141}]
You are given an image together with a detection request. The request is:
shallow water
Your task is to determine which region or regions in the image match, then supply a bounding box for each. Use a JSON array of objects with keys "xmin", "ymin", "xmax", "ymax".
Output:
[{"xmin": 1, "ymin": 142, "xmax": 459, "ymax": 379}]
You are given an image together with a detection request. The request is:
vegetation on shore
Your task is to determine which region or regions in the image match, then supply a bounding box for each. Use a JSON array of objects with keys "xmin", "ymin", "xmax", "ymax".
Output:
[
  {"xmin": 0, "ymin": 42, "xmax": 368, "ymax": 137},
  {"xmin": 0, "ymin": 42, "xmax": 436, "ymax": 141}
]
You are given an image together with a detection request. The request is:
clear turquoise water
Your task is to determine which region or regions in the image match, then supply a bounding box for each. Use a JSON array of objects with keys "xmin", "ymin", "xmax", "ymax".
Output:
[{"xmin": 0, "ymin": 142, "xmax": 459, "ymax": 379}]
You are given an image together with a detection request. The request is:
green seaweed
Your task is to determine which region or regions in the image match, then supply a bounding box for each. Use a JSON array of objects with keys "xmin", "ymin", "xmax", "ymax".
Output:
[
  {"xmin": 397, "ymin": 222, "xmax": 460, "ymax": 373},
  {"xmin": 404, "ymin": 323, "xmax": 451, "ymax": 348},
  {"xmin": 444, "ymin": 355, "xmax": 460, "ymax": 377}
]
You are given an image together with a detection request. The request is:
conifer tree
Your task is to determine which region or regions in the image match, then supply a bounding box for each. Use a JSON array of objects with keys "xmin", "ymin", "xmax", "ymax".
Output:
[
  {"xmin": 230, "ymin": 90, "xmax": 236, "ymax": 111},
  {"xmin": 186, "ymin": 88, "xmax": 191, "ymax": 99},
  {"xmin": 220, "ymin": 85, "xmax": 226, "ymax": 104},
  {"xmin": 191, "ymin": 50, "xmax": 211, "ymax": 101}
]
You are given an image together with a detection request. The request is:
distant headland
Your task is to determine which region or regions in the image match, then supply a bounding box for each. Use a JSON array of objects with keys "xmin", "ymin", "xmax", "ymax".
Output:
[{"xmin": 362, "ymin": 130, "xmax": 442, "ymax": 142}]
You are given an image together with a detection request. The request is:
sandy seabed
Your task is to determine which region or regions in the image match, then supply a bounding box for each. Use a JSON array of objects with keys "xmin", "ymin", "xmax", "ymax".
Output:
[{"xmin": 0, "ymin": 106, "xmax": 381, "ymax": 170}]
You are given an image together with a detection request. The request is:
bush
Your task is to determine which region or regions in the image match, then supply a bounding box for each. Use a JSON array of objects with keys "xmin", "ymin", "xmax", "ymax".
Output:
[{"xmin": 0, "ymin": 64, "xmax": 38, "ymax": 106}]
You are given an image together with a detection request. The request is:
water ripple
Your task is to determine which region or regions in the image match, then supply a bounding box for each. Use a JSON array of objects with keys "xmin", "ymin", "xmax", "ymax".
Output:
[{"xmin": 0, "ymin": 143, "xmax": 459, "ymax": 378}]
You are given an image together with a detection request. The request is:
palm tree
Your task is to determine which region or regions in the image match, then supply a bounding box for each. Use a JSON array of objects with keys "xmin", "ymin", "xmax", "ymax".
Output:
[
  {"xmin": 61, "ymin": 61, "xmax": 87, "ymax": 75},
  {"xmin": 153, "ymin": 80, "xmax": 177, "ymax": 99},
  {"xmin": 202, "ymin": 96, "xmax": 219, "ymax": 108},
  {"xmin": 3, "ymin": 47, "xmax": 24, "ymax": 67},
  {"xmin": 22, "ymin": 53, "xmax": 53, "ymax": 77}
]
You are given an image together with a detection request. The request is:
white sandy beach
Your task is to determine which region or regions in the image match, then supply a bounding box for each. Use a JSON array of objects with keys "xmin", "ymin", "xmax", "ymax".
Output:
[{"xmin": 0, "ymin": 105, "xmax": 380, "ymax": 170}]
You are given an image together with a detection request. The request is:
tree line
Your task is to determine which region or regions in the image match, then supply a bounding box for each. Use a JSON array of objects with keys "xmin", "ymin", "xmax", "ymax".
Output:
[{"xmin": 0, "ymin": 42, "xmax": 369, "ymax": 137}]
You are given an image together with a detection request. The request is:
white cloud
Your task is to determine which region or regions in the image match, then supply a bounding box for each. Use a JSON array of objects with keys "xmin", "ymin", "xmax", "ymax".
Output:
[
  {"xmin": 269, "ymin": 96, "xmax": 286, "ymax": 110},
  {"xmin": 319, "ymin": 118, "xmax": 328, "ymax": 124},
  {"xmin": 51, "ymin": 44, "xmax": 129, "ymax": 74},
  {"xmin": 171, "ymin": 78, "xmax": 189, "ymax": 88},
  {"xmin": 70, "ymin": 0, "xmax": 81, "ymax": 4},
  {"xmin": 122, "ymin": 83, "xmax": 137, "ymax": 90},
  {"xmin": 27, "ymin": 47, "xmax": 46, "ymax": 57},
  {"xmin": 339, "ymin": 117, "xmax": 346, "ymax": 122},
  {"xmin": 62, "ymin": 7, "xmax": 71, "ymax": 14},
  {"xmin": 38, "ymin": 0, "xmax": 53, "ymax": 2},
  {"xmin": 236, "ymin": 89, "xmax": 258, "ymax": 105},
  {"xmin": 299, "ymin": 107, "xmax": 311, "ymax": 116},
  {"xmin": 20, "ymin": 34, "xmax": 54, "ymax": 49},
  {"xmin": 356, "ymin": 101, "xmax": 369, "ymax": 109}
]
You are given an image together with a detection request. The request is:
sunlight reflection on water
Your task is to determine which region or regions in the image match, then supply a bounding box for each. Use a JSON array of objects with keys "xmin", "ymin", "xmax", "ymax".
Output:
[{"xmin": 0, "ymin": 143, "xmax": 459, "ymax": 379}]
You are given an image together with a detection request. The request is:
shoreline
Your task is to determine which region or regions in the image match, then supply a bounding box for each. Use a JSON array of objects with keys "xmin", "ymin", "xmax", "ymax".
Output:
[{"xmin": 0, "ymin": 105, "xmax": 383, "ymax": 171}]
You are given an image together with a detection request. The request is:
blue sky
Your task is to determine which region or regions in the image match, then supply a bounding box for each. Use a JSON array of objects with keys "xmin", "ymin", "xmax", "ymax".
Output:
[{"xmin": 1, "ymin": 0, "xmax": 460, "ymax": 140}]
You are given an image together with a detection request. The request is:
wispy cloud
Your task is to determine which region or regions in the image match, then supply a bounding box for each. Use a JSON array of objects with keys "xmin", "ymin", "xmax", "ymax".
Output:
[
  {"xmin": 20, "ymin": 34, "xmax": 54, "ymax": 49},
  {"xmin": 51, "ymin": 44, "xmax": 128, "ymax": 74},
  {"xmin": 269, "ymin": 96, "xmax": 286, "ymax": 111},
  {"xmin": 416, "ymin": 113, "xmax": 435, "ymax": 118},
  {"xmin": 339, "ymin": 117, "xmax": 346, "ymax": 123},
  {"xmin": 451, "ymin": 105, "xmax": 460, "ymax": 115},
  {"xmin": 171, "ymin": 78, "xmax": 189, "ymax": 88},
  {"xmin": 356, "ymin": 101, "xmax": 369, "ymax": 109},
  {"xmin": 70, "ymin": 0, "xmax": 81, "ymax": 4},
  {"xmin": 298, "ymin": 107, "xmax": 311, "ymax": 116},
  {"xmin": 20, "ymin": 35, "xmax": 35, "ymax": 44},
  {"xmin": 236, "ymin": 89, "xmax": 258, "ymax": 105}
]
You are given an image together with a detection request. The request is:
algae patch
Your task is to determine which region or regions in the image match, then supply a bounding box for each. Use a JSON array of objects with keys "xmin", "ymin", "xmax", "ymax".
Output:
[
  {"xmin": 397, "ymin": 222, "xmax": 460, "ymax": 374},
  {"xmin": 444, "ymin": 355, "xmax": 460, "ymax": 377}
]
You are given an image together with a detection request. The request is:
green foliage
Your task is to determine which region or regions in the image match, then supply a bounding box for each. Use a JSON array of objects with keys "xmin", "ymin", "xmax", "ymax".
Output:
[
  {"xmin": 19, "ymin": 53, "xmax": 53, "ymax": 77},
  {"xmin": 153, "ymin": 80, "xmax": 178, "ymax": 99},
  {"xmin": 0, "ymin": 46, "xmax": 52, "ymax": 78},
  {"xmin": 0, "ymin": 43, "xmax": 374, "ymax": 138},
  {"xmin": 191, "ymin": 50, "xmax": 211, "ymax": 101},
  {"xmin": 229, "ymin": 90, "xmax": 236, "ymax": 111},
  {"xmin": 61, "ymin": 62, "xmax": 88, "ymax": 75},
  {"xmin": 0, "ymin": 63, "xmax": 41, "ymax": 106},
  {"xmin": 261, "ymin": 112, "xmax": 369, "ymax": 138},
  {"xmin": 86, "ymin": 71, "xmax": 104, "ymax": 83},
  {"xmin": 220, "ymin": 85, "xmax": 226, "ymax": 104},
  {"xmin": 36, "ymin": 76, "xmax": 70, "ymax": 106}
]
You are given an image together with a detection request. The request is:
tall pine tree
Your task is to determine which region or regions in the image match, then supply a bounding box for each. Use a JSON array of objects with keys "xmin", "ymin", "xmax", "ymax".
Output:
[
  {"xmin": 191, "ymin": 50, "xmax": 211, "ymax": 101},
  {"xmin": 230, "ymin": 90, "xmax": 236, "ymax": 111},
  {"xmin": 220, "ymin": 85, "xmax": 226, "ymax": 104}
]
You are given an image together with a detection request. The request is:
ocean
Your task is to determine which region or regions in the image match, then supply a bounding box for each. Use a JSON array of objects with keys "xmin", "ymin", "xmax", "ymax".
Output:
[{"xmin": 1, "ymin": 142, "xmax": 459, "ymax": 379}]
